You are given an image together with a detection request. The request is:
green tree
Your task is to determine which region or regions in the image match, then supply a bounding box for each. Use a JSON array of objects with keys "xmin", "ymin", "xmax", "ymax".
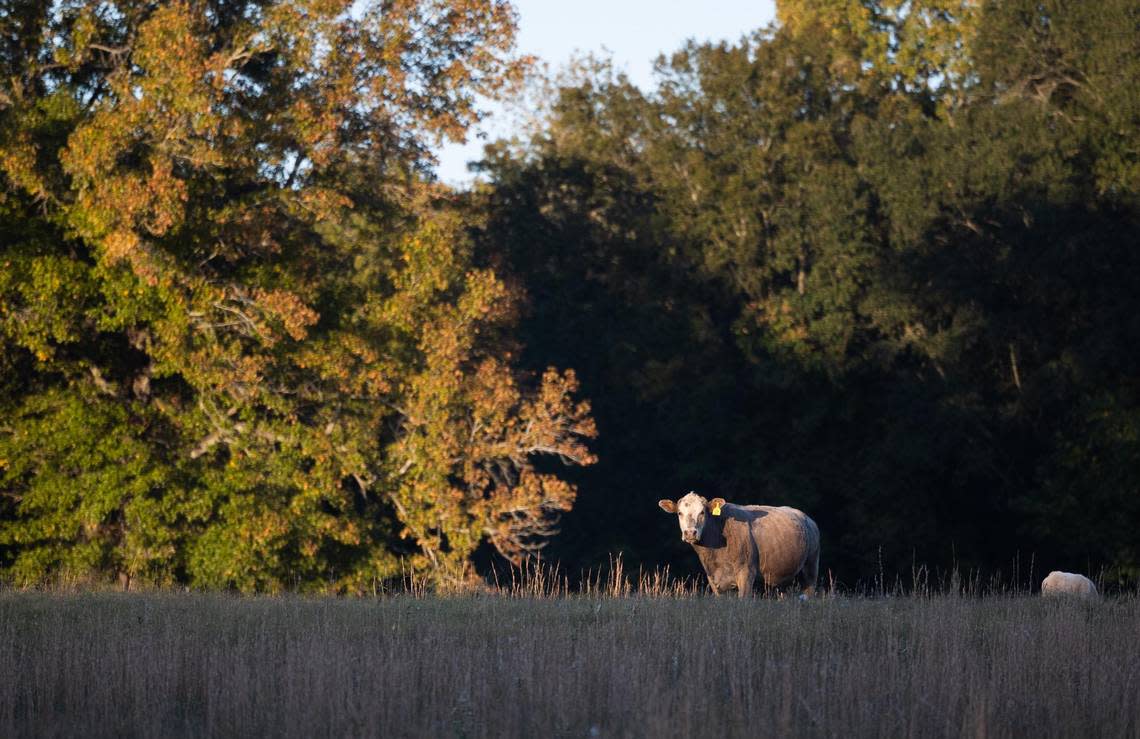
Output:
[
  {"xmin": 475, "ymin": 0, "xmax": 1140, "ymax": 584},
  {"xmin": 0, "ymin": 0, "xmax": 595, "ymax": 591},
  {"xmin": 857, "ymin": 0, "xmax": 1140, "ymax": 581}
]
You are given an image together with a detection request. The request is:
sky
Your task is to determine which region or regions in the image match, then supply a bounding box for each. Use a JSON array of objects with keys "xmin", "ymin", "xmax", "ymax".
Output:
[{"xmin": 433, "ymin": 0, "xmax": 778, "ymax": 186}]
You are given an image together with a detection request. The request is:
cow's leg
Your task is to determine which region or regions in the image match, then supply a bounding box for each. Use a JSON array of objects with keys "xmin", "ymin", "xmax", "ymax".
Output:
[
  {"xmin": 736, "ymin": 567, "xmax": 756, "ymax": 598},
  {"xmin": 801, "ymin": 550, "xmax": 820, "ymax": 597}
]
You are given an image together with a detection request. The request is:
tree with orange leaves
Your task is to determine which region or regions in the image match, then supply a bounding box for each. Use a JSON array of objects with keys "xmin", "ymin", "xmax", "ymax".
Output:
[{"xmin": 0, "ymin": 0, "xmax": 593, "ymax": 591}]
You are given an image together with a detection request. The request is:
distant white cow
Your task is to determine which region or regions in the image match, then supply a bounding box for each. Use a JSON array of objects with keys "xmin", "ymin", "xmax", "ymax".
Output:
[{"xmin": 1041, "ymin": 571, "xmax": 1098, "ymax": 599}]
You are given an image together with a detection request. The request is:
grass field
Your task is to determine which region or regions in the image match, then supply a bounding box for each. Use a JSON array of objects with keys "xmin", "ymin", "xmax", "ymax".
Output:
[{"xmin": 2, "ymin": 584, "xmax": 1138, "ymax": 738}]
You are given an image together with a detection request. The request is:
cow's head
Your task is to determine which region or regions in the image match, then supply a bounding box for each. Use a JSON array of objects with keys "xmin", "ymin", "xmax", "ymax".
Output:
[{"xmin": 658, "ymin": 492, "xmax": 726, "ymax": 544}]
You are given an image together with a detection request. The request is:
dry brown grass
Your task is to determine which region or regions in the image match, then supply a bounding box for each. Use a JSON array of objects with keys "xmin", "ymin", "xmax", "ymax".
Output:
[{"xmin": 2, "ymin": 581, "xmax": 1138, "ymax": 739}]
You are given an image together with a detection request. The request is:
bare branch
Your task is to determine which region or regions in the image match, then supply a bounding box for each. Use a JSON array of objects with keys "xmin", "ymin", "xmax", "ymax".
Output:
[
  {"xmin": 351, "ymin": 473, "xmax": 370, "ymax": 499},
  {"xmin": 189, "ymin": 428, "xmax": 227, "ymax": 459},
  {"xmin": 1009, "ymin": 343, "xmax": 1022, "ymax": 393},
  {"xmin": 89, "ymin": 367, "xmax": 119, "ymax": 398}
]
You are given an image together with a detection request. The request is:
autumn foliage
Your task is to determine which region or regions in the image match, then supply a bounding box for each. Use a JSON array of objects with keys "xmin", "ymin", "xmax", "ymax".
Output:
[{"xmin": 0, "ymin": 0, "xmax": 593, "ymax": 591}]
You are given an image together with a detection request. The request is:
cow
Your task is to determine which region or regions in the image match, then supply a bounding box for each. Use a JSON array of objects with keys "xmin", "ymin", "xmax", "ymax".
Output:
[
  {"xmin": 1041, "ymin": 571, "xmax": 1098, "ymax": 599},
  {"xmin": 659, "ymin": 491, "xmax": 820, "ymax": 598}
]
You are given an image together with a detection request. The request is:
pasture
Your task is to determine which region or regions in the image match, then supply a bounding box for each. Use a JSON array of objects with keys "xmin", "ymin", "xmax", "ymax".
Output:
[{"xmin": 2, "ymin": 580, "xmax": 1138, "ymax": 739}]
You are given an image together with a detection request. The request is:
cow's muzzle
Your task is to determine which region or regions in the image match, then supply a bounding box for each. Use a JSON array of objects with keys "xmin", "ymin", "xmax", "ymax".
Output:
[{"xmin": 682, "ymin": 531, "xmax": 698, "ymax": 544}]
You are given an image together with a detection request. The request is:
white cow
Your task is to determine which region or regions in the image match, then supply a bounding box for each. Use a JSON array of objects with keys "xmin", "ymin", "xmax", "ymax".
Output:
[
  {"xmin": 1041, "ymin": 570, "xmax": 1098, "ymax": 598},
  {"xmin": 658, "ymin": 491, "xmax": 820, "ymax": 597}
]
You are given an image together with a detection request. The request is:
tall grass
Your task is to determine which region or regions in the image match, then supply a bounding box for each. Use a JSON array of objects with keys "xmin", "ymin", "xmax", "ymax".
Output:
[{"xmin": 2, "ymin": 587, "xmax": 1136, "ymax": 738}]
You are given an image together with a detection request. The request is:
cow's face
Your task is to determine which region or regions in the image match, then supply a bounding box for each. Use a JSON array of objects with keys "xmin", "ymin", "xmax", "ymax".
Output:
[{"xmin": 658, "ymin": 492, "xmax": 726, "ymax": 544}]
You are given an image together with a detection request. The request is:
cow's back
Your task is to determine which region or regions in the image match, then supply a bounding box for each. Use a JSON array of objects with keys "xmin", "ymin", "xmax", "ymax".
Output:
[
  {"xmin": 1041, "ymin": 571, "xmax": 1097, "ymax": 598},
  {"xmin": 729, "ymin": 504, "xmax": 819, "ymax": 587}
]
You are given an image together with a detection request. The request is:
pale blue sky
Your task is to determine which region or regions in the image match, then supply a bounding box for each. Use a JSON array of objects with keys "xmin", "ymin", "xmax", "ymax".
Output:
[{"xmin": 433, "ymin": 0, "xmax": 777, "ymax": 185}]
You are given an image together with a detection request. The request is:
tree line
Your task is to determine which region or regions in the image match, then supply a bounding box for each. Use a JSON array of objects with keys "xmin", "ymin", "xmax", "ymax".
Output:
[{"xmin": 2, "ymin": 0, "xmax": 1138, "ymax": 591}]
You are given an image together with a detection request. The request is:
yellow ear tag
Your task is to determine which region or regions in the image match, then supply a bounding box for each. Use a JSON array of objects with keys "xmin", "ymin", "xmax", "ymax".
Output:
[{"xmin": 712, "ymin": 504, "xmax": 722, "ymax": 516}]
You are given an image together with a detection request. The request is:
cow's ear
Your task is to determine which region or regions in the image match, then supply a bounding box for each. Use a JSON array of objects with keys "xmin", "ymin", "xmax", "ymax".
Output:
[
  {"xmin": 658, "ymin": 499, "xmax": 677, "ymax": 513},
  {"xmin": 707, "ymin": 498, "xmax": 726, "ymax": 516}
]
